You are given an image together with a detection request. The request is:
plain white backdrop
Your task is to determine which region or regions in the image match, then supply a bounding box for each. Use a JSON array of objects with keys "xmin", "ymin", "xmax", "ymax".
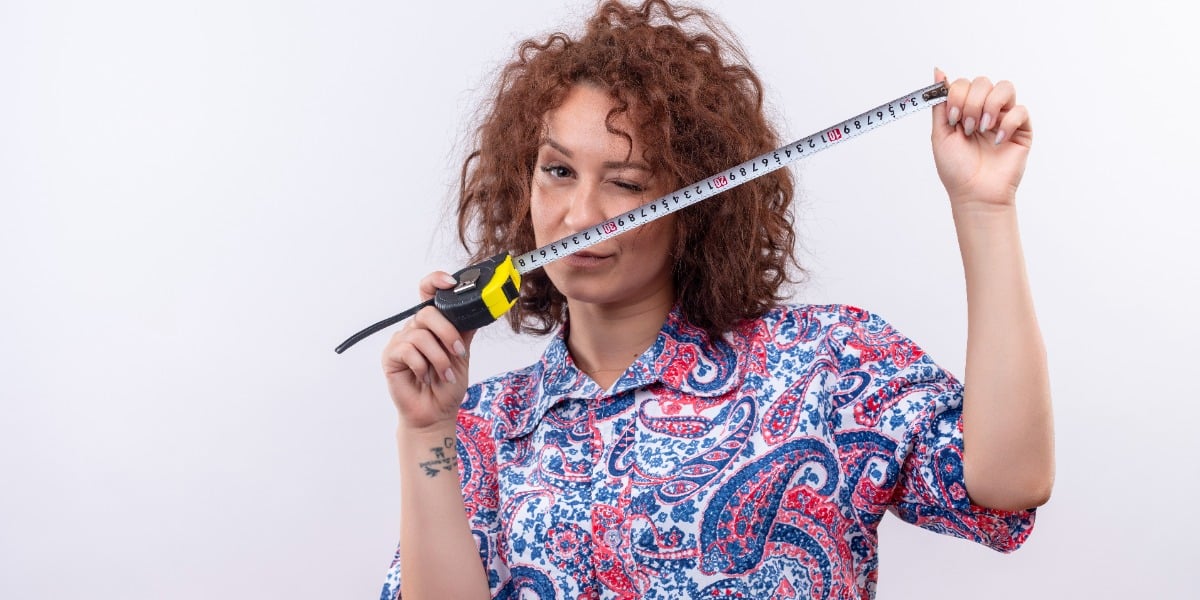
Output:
[{"xmin": 2, "ymin": 0, "xmax": 1196, "ymax": 598}]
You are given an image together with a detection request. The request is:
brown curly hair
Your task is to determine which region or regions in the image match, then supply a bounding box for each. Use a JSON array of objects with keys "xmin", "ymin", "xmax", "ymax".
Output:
[{"xmin": 456, "ymin": 0, "xmax": 799, "ymax": 337}]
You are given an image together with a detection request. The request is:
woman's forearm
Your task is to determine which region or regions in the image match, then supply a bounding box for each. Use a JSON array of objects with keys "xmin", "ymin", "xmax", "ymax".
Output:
[
  {"xmin": 953, "ymin": 203, "xmax": 1055, "ymax": 511},
  {"xmin": 397, "ymin": 424, "xmax": 491, "ymax": 599}
]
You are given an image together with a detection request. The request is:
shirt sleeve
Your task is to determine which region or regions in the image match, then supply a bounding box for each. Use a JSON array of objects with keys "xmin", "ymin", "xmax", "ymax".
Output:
[
  {"xmin": 829, "ymin": 305, "xmax": 1035, "ymax": 553},
  {"xmin": 379, "ymin": 385, "xmax": 505, "ymax": 599}
]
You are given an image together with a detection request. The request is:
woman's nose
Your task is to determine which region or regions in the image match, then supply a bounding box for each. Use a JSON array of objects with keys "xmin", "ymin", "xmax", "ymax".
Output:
[{"xmin": 562, "ymin": 182, "xmax": 605, "ymax": 231}]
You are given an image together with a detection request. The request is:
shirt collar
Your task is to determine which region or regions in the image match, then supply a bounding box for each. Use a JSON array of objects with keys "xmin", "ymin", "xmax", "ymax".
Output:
[{"xmin": 493, "ymin": 303, "xmax": 743, "ymax": 440}]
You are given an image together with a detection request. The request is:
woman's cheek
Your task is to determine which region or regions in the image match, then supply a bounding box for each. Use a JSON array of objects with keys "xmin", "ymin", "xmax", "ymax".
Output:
[{"xmin": 528, "ymin": 193, "xmax": 554, "ymax": 246}]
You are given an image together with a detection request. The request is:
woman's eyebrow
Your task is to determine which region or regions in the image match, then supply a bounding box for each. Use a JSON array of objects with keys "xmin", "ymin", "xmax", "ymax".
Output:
[
  {"xmin": 542, "ymin": 138, "xmax": 652, "ymax": 172},
  {"xmin": 603, "ymin": 159, "xmax": 652, "ymax": 172},
  {"xmin": 543, "ymin": 138, "xmax": 574, "ymax": 158}
]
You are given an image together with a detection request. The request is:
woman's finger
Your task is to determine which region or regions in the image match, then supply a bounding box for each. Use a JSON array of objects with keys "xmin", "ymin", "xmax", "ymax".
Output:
[
  {"xmin": 406, "ymin": 328, "xmax": 457, "ymax": 384},
  {"xmin": 993, "ymin": 104, "xmax": 1032, "ymax": 147},
  {"xmin": 960, "ymin": 76, "xmax": 993, "ymax": 137},
  {"xmin": 946, "ymin": 77, "xmax": 971, "ymax": 128},
  {"xmin": 931, "ymin": 67, "xmax": 953, "ymax": 138},
  {"xmin": 980, "ymin": 80, "xmax": 1016, "ymax": 135},
  {"xmin": 383, "ymin": 330, "xmax": 431, "ymax": 382},
  {"xmin": 418, "ymin": 271, "xmax": 459, "ymax": 301},
  {"xmin": 412, "ymin": 305, "xmax": 469, "ymax": 373}
]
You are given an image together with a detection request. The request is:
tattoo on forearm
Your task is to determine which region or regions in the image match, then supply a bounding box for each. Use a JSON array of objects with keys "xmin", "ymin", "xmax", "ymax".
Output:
[{"xmin": 418, "ymin": 437, "xmax": 457, "ymax": 477}]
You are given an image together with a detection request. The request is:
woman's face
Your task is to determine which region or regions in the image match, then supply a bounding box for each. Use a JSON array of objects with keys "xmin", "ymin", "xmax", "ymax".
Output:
[{"xmin": 530, "ymin": 84, "xmax": 678, "ymax": 311}]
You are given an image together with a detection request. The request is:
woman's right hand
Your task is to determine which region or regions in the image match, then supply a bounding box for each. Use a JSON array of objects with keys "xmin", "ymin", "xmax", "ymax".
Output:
[{"xmin": 382, "ymin": 271, "xmax": 476, "ymax": 432}]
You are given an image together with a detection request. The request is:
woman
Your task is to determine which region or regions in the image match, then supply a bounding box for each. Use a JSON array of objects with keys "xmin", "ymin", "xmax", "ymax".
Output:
[{"xmin": 380, "ymin": 1, "xmax": 1052, "ymax": 598}]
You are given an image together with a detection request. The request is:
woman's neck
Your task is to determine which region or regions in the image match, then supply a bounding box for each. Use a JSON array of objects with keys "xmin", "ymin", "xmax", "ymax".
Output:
[{"xmin": 565, "ymin": 289, "xmax": 674, "ymax": 390}]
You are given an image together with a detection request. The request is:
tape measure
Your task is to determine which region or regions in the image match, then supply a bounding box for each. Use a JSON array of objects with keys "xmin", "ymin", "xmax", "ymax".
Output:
[{"xmin": 334, "ymin": 81, "xmax": 949, "ymax": 354}]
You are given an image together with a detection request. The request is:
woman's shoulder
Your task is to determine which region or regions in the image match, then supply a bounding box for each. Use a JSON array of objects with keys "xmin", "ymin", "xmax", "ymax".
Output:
[
  {"xmin": 743, "ymin": 302, "xmax": 898, "ymax": 338},
  {"xmin": 731, "ymin": 303, "xmax": 920, "ymax": 369}
]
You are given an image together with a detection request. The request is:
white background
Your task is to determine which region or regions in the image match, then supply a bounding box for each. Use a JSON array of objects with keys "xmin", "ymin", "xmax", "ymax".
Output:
[{"xmin": 2, "ymin": 1, "xmax": 1196, "ymax": 598}]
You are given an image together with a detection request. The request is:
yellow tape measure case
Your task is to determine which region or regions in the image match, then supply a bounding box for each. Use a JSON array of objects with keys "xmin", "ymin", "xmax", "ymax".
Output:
[{"xmin": 435, "ymin": 253, "xmax": 522, "ymax": 331}]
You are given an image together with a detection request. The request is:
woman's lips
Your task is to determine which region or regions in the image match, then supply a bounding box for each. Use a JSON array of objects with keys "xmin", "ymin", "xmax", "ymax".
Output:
[{"xmin": 563, "ymin": 250, "xmax": 612, "ymax": 268}]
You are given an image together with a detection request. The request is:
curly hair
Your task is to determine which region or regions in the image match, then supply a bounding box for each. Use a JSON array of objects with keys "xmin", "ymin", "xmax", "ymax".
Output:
[{"xmin": 456, "ymin": 0, "xmax": 799, "ymax": 337}]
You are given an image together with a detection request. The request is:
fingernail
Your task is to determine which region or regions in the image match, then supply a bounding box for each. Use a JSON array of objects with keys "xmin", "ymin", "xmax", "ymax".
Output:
[
  {"xmin": 444, "ymin": 369, "xmax": 457, "ymax": 384},
  {"xmin": 948, "ymin": 106, "xmax": 960, "ymax": 127},
  {"xmin": 963, "ymin": 116, "xmax": 976, "ymax": 136},
  {"xmin": 994, "ymin": 130, "xmax": 1006, "ymax": 146},
  {"xmin": 453, "ymin": 340, "xmax": 467, "ymax": 357},
  {"xmin": 441, "ymin": 274, "xmax": 457, "ymax": 286},
  {"xmin": 979, "ymin": 113, "xmax": 991, "ymax": 133}
]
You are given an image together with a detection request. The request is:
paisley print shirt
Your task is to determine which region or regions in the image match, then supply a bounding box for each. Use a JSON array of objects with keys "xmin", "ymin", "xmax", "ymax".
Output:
[{"xmin": 381, "ymin": 304, "xmax": 1035, "ymax": 599}]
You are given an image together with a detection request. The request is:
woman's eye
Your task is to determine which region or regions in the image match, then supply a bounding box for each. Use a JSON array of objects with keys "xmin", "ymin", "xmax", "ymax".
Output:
[
  {"xmin": 540, "ymin": 164, "xmax": 572, "ymax": 179},
  {"xmin": 614, "ymin": 181, "xmax": 645, "ymax": 193}
]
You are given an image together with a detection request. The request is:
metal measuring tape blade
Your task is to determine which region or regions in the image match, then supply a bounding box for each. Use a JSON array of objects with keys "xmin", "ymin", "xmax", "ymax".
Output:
[{"xmin": 334, "ymin": 81, "xmax": 949, "ymax": 354}]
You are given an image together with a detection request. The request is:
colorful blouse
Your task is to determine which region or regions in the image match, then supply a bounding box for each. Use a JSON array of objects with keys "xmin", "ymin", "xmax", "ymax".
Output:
[{"xmin": 381, "ymin": 303, "xmax": 1035, "ymax": 599}]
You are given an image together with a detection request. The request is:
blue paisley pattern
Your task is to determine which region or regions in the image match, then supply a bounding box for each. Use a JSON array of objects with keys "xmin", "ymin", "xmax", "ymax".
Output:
[{"xmin": 381, "ymin": 304, "xmax": 1035, "ymax": 599}]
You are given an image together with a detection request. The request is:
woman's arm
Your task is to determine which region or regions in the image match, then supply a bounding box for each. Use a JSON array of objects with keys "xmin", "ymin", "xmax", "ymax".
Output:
[
  {"xmin": 396, "ymin": 423, "xmax": 490, "ymax": 599},
  {"xmin": 931, "ymin": 69, "xmax": 1054, "ymax": 511},
  {"xmin": 953, "ymin": 204, "xmax": 1054, "ymax": 511},
  {"xmin": 383, "ymin": 273, "xmax": 491, "ymax": 599}
]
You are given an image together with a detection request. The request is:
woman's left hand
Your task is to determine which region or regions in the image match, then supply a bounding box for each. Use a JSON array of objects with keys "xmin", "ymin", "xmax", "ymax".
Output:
[{"xmin": 931, "ymin": 68, "xmax": 1032, "ymax": 211}]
